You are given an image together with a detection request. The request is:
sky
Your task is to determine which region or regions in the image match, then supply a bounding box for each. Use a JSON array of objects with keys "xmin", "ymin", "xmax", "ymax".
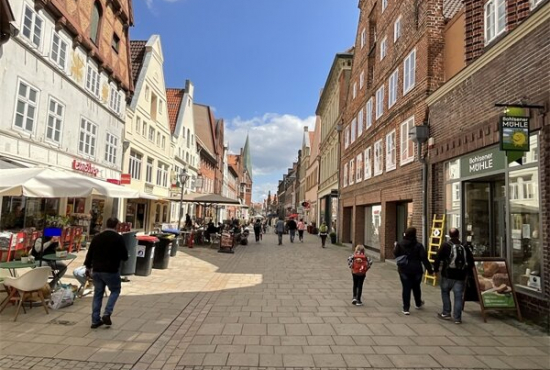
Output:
[{"xmin": 132, "ymin": 0, "xmax": 359, "ymax": 202}]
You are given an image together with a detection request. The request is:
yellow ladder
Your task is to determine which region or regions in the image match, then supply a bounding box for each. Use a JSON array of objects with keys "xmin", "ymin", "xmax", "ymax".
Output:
[{"xmin": 424, "ymin": 214, "xmax": 446, "ymax": 286}]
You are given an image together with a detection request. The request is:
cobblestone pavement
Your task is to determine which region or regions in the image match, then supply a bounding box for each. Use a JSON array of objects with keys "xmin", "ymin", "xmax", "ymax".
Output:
[{"xmin": 1, "ymin": 232, "xmax": 549, "ymax": 370}]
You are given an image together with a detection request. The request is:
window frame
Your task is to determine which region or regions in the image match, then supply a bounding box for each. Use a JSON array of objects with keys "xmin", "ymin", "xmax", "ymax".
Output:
[
  {"xmin": 374, "ymin": 139, "xmax": 384, "ymax": 176},
  {"xmin": 50, "ymin": 32, "xmax": 68, "ymax": 70},
  {"xmin": 78, "ymin": 117, "xmax": 98, "ymax": 158},
  {"xmin": 349, "ymin": 158, "xmax": 355, "ymax": 185},
  {"xmin": 350, "ymin": 118, "xmax": 357, "ymax": 144},
  {"xmin": 46, "ymin": 96, "xmax": 65, "ymax": 145},
  {"xmin": 376, "ymin": 85, "xmax": 385, "ymax": 119},
  {"xmin": 364, "ymin": 147, "xmax": 372, "ymax": 180},
  {"xmin": 129, "ymin": 150, "xmax": 142, "ymax": 180},
  {"xmin": 13, "ymin": 79, "xmax": 39, "ymax": 134},
  {"xmin": 146, "ymin": 158, "xmax": 154, "ymax": 183},
  {"xmin": 380, "ymin": 36, "xmax": 387, "ymax": 60},
  {"xmin": 109, "ymin": 85, "xmax": 122, "ymax": 115},
  {"xmin": 382, "ymin": 0, "xmax": 388, "ymax": 12},
  {"xmin": 484, "ymin": 0, "xmax": 507, "ymax": 44},
  {"xmin": 357, "ymin": 108, "xmax": 364, "ymax": 137},
  {"xmin": 366, "ymin": 98, "xmax": 373, "ymax": 129},
  {"xmin": 359, "ymin": 71, "xmax": 365, "ymax": 89},
  {"xmin": 356, "ymin": 152, "xmax": 363, "ymax": 182},
  {"xmin": 361, "ymin": 28, "xmax": 366, "ymax": 48},
  {"xmin": 400, "ymin": 116, "xmax": 415, "ymax": 165},
  {"xmin": 386, "ymin": 130, "xmax": 397, "ymax": 171},
  {"xmin": 343, "ymin": 162, "xmax": 348, "ymax": 187},
  {"xmin": 394, "ymin": 16, "xmax": 402, "ymax": 42},
  {"xmin": 86, "ymin": 64, "xmax": 100, "ymax": 97},
  {"xmin": 344, "ymin": 126, "xmax": 350, "ymax": 149},
  {"xmin": 21, "ymin": 5, "xmax": 43, "ymax": 48},
  {"xmin": 104, "ymin": 132, "xmax": 118, "ymax": 165},
  {"xmin": 352, "ymin": 82, "xmax": 357, "ymax": 99},
  {"xmin": 403, "ymin": 49, "xmax": 416, "ymax": 95},
  {"xmin": 388, "ymin": 68, "xmax": 398, "ymax": 108}
]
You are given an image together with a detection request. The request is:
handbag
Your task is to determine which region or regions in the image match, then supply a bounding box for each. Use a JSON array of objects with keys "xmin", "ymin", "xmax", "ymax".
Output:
[{"xmin": 395, "ymin": 254, "xmax": 408, "ymax": 267}]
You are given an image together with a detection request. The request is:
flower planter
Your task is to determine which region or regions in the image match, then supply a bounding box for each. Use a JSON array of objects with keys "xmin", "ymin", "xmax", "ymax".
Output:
[{"xmin": 20, "ymin": 257, "xmax": 29, "ymax": 263}]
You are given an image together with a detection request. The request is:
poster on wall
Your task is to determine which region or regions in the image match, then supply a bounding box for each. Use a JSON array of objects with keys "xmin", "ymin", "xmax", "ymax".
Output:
[{"xmin": 472, "ymin": 258, "xmax": 522, "ymax": 322}]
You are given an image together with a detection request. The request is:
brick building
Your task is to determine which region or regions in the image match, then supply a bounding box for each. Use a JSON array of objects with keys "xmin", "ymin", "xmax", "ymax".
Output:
[
  {"xmin": 339, "ymin": 0, "xmax": 451, "ymax": 258},
  {"xmin": 426, "ymin": 0, "xmax": 549, "ymax": 320}
]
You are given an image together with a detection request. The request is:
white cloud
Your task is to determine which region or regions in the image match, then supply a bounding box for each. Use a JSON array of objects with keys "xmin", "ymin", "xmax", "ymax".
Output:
[
  {"xmin": 225, "ymin": 113, "xmax": 316, "ymax": 177},
  {"xmin": 251, "ymin": 181, "xmax": 278, "ymax": 202}
]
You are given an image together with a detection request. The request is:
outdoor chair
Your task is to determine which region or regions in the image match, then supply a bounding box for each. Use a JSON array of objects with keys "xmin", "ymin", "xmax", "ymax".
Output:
[{"xmin": 0, "ymin": 266, "xmax": 51, "ymax": 321}]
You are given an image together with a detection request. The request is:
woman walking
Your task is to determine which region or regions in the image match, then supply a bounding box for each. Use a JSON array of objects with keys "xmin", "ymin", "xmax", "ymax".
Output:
[
  {"xmin": 318, "ymin": 222, "xmax": 328, "ymax": 248},
  {"xmin": 393, "ymin": 227, "xmax": 434, "ymax": 315},
  {"xmin": 297, "ymin": 219, "xmax": 306, "ymax": 242},
  {"xmin": 347, "ymin": 245, "xmax": 372, "ymax": 306}
]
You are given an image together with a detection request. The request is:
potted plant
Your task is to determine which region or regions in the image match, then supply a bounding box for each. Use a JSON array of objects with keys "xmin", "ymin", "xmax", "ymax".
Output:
[
  {"xmin": 329, "ymin": 232, "xmax": 337, "ymax": 244},
  {"xmin": 20, "ymin": 250, "xmax": 30, "ymax": 263},
  {"xmin": 55, "ymin": 246, "xmax": 67, "ymax": 258}
]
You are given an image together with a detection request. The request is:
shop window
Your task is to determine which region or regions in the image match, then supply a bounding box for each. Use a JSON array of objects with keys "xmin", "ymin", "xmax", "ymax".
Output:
[
  {"xmin": 1, "ymin": 197, "xmax": 59, "ymax": 230},
  {"xmin": 155, "ymin": 204, "xmax": 161, "ymax": 223},
  {"xmin": 364, "ymin": 205, "xmax": 382, "ymax": 251},
  {"xmin": 509, "ymin": 134, "xmax": 538, "ymax": 167}
]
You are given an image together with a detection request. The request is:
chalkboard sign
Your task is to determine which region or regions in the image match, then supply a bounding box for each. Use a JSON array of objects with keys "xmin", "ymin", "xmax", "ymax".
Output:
[{"xmin": 472, "ymin": 257, "xmax": 522, "ymax": 322}]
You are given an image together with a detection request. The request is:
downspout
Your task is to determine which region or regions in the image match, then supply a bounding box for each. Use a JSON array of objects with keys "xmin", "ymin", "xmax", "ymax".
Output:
[{"xmin": 418, "ymin": 118, "xmax": 430, "ymax": 249}]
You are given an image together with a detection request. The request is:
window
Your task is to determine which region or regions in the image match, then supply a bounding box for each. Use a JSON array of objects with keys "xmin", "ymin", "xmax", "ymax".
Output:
[
  {"xmin": 159, "ymin": 100, "xmax": 164, "ymax": 115},
  {"xmin": 86, "ymin": 65, "xmax": 100, "ymax": 97},
  {"xmin": 349, "ymin": 159, "xmax": 355, "ymax": 185},
  {"xmin": 380, "ymin": 37, "xmax": 387, "ymax": 60},
  {"xmin": 361, "ymin": 28, "xmax": 366, "ymax": 48},
  {"xmin": 531, "ymin": 0, "xmax": 543, "ymax": 8},
  {"xmin": 356, "ymin": 153, "xmax": 363, "ymax": 182},
  {"xmin": 143, "ymin": 122, "xmax": 147, "ymax": 137},
  {"xmin": 376, "ymin": 85, "xmax": 385, "ymax": 119},
  {"xmin": 364, "ymin": 147, "xmax": 372, "ymax": 180},
  {"xmin": 129, "ymin": 151, "xmax": 142, "ymax": 180},
  {"xmin": 146, "ymin": 158, "xmax": 154, "ymax": 183},
  {"xmin": 135, "ymin": 116, "xmax": 141, "ymax": 133},
  {"xmin": 366, "ymin": 98, "xmax": 373, "ymax": 129},
  {"xmin": 149, "ymin": 127, "xmax": 155, "ymax": 142},
  {"xmin": 14, "ymin": 80, "xmax": 39, "ymax": 133},
  {"xmin": 394, "ymin": 16, "xmax": 402, "ymax": 41},
  {"xmin": 156, "ymin": 162, "xmax": 168, "ymax": 187},
  {"xmin": 352, "ymin": 82, "xmax": 357, "ymax": 99},
  {"xmin": 343, "ymin": 163, "xmax": 348, "ymax": 187},
  {"xmin": 359, "ymin": 71, "xmax": 365, "ymax": 89},
  {"xmin": 374, "ymin": 139, "xmax": 383, "ymax": 176},
  {"xmin": 403, "ymin": 49, "xmax": 416, "ymax": 95},
  {"xmin": 145, "ymin": 85, "xmax": 150, "ymax": 101},
  {"xmin": 109, "ymin": 86, "xmax": 121, "ymax": 114},
  {"xmin": 50, "ymin": 33, "xmax": 68, "ymax": 69},
  {"xmin": 22, "ymin": 6, "xmax": 43, "ymax": 48},
  {"xmin": 90, "ymin": 1, "xmax": 101, "ymax": 45},
  {"xmin": 186, "ymin": 129, "xmax": 190, "ymax": 148},
  {"xmin": 485, "ymin": 0, "xmax": 506, "ymax": 43},
  {"xmin": 386, "ymin": 130, "xmax": 396, "ymax": 171},
  {"xmin": 156, "ymin": 132, "xmax": 160, "ymax": 146},
  {"xmin": 46, "ymin": 98, "xmax": 64, "ymax": 143},
  {"xmin": 382, "ymin": 0, "xmax": 388, "ymax": 12},
  {"xmin": 161, "ymin": 136, "xmax": 166, "ymax": 149},
  {"xmin": 357, "ymin": 108, "xmax": 364, "ymax": 137},
  {"xmin": 112, "ymin": 33, "xmax": 120, "ymax": 53},
  {"xmin": 400, "ymin": 117, "xmax": 415, "ymax": 164},
  {"xmin": 350, "ymin": 118, "xmax": 356, "ymax": 143},
  {"xmin": 388, "ymin": 69, "xmax": 398, "ymax": 108},
  {"xmin": 344, "ymin": 126, "xmax": 350, "ymax": 149},
  {"xmin": 105, "ymin": 133, "xmax": 118, "ymax": 165},
  {"xmin": 79, "ymin": 118, "xmax": 98, "ymax": 157}
]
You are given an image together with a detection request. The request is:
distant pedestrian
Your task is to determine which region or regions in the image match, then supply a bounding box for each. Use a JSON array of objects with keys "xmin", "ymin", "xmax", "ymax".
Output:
[
  {"xmin": 275, "ymin": 217, "xmax": 285, "ymax": 245},
  {"xmin": 433, "ymin": 228, "xmax": 474, "ymax": 324},
  {"xmin": 347, "ymin": 245, "xmax": 372, "ymax": 306},
  {"xmin": 393, "ymin": 227, "xmax": 433, "ymax": 315},
  {"xmin": 85, "ymin": 217, "xmax": 128, "ymax": 329},
  {"xmin": 253, "ymin": 219, "xmax": 262, "ymax": 242},
  {"xmin": 297, "ymin": 219, "xmax": 306, "ymax": 242},
  {"xmin": 319, "ymin": 222, "xmax": 328, "ymax": 248},
  {"xmin": 286, "ymin": 218, "xmax": 297, "ymax": 243}
]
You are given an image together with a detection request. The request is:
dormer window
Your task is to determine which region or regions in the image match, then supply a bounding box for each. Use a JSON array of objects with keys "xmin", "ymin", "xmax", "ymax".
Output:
[{"xmin": 90, "ymin": 2, "xmax": 102, "ymax": 45}]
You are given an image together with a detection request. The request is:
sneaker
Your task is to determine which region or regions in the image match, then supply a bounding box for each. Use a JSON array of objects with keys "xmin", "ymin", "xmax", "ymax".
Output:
[
  {"xmin": 415, "ymin": 301, "xmax": 425, "ymax": 309},
  {"xmin": 438, "ymin": 313, "xmax": 452, "ymax": 320},
  {"xmin": 101, "ymin": 315, "xmax": 112, "ymax": 326},
  {"xmin": 352, "ymin": 298, "xmax": 357, "ymax": 305},
  {"xmin": 356, "ymin": 301, "xmax": 364, "ymax": 306},
  {"xmin": 402, "ymin": 310, "xmax": 410, "ymax": 315},
  {"xmin": 454, "ymin": 318, "xmax": 462, "ymax": 324},
  {"xmin": 90, "ymin": 321, "xmax": 104, "ymax": 329}
]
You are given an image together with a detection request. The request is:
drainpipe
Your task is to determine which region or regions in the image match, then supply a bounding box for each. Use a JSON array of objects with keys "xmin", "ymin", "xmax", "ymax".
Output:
[{"xmin": 418, "ymin": 143, "xmax": 428, "ymax": 248}]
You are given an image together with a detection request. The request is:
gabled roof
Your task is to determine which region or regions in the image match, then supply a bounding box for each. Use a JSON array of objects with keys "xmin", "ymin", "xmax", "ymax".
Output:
[
  {"xmin": 166, "ymin": 88, "xmax": 185, "ymax": 134},
  {"xmin": 194, "ymin": 103, "xmax": 216, "ymax": 158},
  {"xmin": 443, "ymin": 0, "xmax": 463, "ymax": 19},
  {"xmin": 129, "ymin": 40, "xmax": 147, "ymax": 87}
]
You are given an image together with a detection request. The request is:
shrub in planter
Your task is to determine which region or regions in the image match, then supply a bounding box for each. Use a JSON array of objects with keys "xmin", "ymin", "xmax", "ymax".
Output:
[{"xmin": 329, "ymin": 232, "xmax": 337, "ymax": 243}]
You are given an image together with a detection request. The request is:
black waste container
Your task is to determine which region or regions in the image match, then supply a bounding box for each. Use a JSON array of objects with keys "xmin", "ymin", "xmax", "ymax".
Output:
[
  {"xmin": 120, "ymin": 231, "xmax": 138, "ymax": 276},
  {"xmin": 135, "ymin": 235, "xmax": 159, "ymax": 276},
  {"xmin": 161, "ymin": 228, "xmax": 180, "ymax": 257},
  {"xmin": 151, "ymin": 233, "xmax": 174, "ymax": 269}
]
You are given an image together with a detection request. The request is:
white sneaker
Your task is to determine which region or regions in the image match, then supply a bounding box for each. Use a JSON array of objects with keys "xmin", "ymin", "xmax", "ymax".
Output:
[
  {"xmin": 355, "ymin": 301, "xmax": 364, "ymax": 306},
  {"xmin": 352, "ymin": 298, "xmax": 357, "ymax": 305},
  {"xmin": 402, "ymin": 310, "xmax": 410, "ymax": 315}
]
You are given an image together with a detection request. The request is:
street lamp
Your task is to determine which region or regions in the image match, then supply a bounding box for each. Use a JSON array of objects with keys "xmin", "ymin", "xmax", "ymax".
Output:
[{"xmin": 177, "ymin": 167, "xmax": 189, "ymax": 232}]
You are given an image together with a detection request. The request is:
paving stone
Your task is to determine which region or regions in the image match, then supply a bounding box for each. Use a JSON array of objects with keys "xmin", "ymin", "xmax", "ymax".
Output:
[
  {"xmin": 282, "ymin": 354, "xmax": 315, "ymax": 367},
  {"xmin": 432, "ymin": 354, "xmax": 487, "ymax": 368},
  {"xmin": 226, "ymin": 353, "xmax": 259, "ymax": 366},
  {"xmin": 202, "ymin": 354, "xmax": 229, "ymax": 366},
  {"xmin": 387, "ymin": 354, "xmax": 442, "ymax": 368}
]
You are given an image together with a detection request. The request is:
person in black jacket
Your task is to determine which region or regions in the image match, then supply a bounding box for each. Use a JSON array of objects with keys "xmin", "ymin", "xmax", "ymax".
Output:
[
  {"xmin": 433, "ymin": 228, "xmax": 475, "ymax": 324},
  {"xmin": 84, "ymin": 217, "xmax": 128, "ymax": 329},
  {"xmin": 393, "ymin": 227, "xmax": 433, "ymax": 315}
]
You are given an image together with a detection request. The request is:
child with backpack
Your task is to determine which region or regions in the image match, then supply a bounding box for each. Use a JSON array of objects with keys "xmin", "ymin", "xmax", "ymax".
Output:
[{"xmin": 347, "ymin": 245, "xmax": 372, "ymax": 306}]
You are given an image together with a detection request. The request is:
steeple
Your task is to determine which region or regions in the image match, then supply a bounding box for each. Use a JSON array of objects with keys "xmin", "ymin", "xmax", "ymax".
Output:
[{"xmin": 243, "ymin": 134, "xmax": 253, "ymax": 179}]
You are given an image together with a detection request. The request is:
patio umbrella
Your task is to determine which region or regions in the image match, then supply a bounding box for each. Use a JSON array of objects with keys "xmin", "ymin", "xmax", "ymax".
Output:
[
  {"xmin": 0, "ymin": 167, "xmax": 140, "ymax": 198},
  {"xmin": 169, "ymin": 193, "xmax": 241, "ymax": 205}
]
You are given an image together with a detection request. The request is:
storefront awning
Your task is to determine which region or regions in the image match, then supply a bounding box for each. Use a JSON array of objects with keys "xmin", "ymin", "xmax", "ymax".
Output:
[
  {"xmin": 138, "ymin": 192, "xmax": 160, "ymax": 200},
  {"xmin": 0, "ymin": 167, "xmax": 141, "ymax": 198}
]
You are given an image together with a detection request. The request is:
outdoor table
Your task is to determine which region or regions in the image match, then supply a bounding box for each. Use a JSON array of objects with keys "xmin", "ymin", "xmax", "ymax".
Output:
[
  {"xmin": 42, "ymin": 253, "xmax": 77, "ymax": 287},
  {"xmin": 0, "ymin": 261, "xmax": 35, "ymax": 277}
]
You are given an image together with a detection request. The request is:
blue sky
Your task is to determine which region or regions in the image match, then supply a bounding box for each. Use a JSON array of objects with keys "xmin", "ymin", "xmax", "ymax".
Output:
[{"xmin": 133, "ymin": 0, "xmax": 358, "ymax": 202}]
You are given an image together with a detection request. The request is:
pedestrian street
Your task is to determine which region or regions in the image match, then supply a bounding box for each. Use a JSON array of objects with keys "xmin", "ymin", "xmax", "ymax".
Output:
[{"xmin": 0, "ymin": 232, "xmax": 549, "ymax": 370}]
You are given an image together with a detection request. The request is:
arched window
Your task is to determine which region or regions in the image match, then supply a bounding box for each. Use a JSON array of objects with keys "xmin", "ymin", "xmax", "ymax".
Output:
[{"xmin": 90, "ymin": 2, "xmax": 101, "ymax": 45}]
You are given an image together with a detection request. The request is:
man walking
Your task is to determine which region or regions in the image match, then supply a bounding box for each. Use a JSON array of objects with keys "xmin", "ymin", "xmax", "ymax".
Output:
[
  {"xmin": 275, "ymin": 217, "xmax": 285, "ymax": 245},
  {"xmin": 433, "ymin": 228, "xmax": 474, "ymax": 324},
  {"xmin": 85, "ymin": 217, "xmax": 128, "ymax": 329},
  {"xmin": 286, "ymin": 217, "xmax": 297, "ymax": 243}
]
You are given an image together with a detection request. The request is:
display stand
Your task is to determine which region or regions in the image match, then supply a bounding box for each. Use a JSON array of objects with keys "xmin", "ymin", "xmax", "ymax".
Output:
[{"xmin": 218, "ymin": 233, "xmax": 234, "ymax": 254}]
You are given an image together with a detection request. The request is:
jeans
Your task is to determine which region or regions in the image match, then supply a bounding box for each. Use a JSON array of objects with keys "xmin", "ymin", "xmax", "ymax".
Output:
[
  {"xmin": 277, "ymin": 232, "xmax": 283, "ymax": 245},
  {"xmin": 320, "ymin": 235, "xmax": 327, "ymax": 247},
  {"xmin": 352, "ymin": 274, "xmax": 366, "ymax": 302},
  {"xmin": 289, "ymin": 229, "xmax": 296, "ymax": 242},
  {"xmin": 399, "ymin": 272, "xmax": 423, "ymax": 311},
  {"xmin": 73, "ymin": 266, "xmax": 88, "ymax": 287},
  {"xmin": 254, "ymin": 231, "xmax": 261, "ymax": 242},
  {"xmin": 298, "ymin": 230, "xmax": 304, "ymax": 241},
  {"xmin": 92, "ymin": 272, "xmax": 122, "ymax": 324},
  {"xmin": 440, "ymin": 276, "xmax": 465, "ymax": 320}
]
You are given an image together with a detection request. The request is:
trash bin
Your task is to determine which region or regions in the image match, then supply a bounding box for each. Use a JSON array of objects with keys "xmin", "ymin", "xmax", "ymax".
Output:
[
  {"xmin": 135, "ymin": 235, "xmax": 159, "ymax": 276},
  {"xmin": 151, "ymin": 233, "xmax": 174, "ymax": 269},
  {"xmin": 161, "ymin": 228, "xmax": 180, "ymax": 257},
  {"xmin": 120, "ymin": 231, "xmax": 137, "ymax": 276}
]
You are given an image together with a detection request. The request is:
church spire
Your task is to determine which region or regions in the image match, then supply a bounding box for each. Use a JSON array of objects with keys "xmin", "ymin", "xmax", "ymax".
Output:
[{"xmin": 243, "ymin": 134, "xmax": 252, "ymax": 179}]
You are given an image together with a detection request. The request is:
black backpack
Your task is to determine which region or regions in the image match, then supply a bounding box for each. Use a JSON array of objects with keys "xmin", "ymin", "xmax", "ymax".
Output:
[{"xmin": 447, "ymin": 242, "xmax": 467, "ymax": 270}]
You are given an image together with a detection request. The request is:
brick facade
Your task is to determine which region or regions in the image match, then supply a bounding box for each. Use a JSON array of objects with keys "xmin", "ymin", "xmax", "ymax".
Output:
[{"xmin": 428, "ymin": 2, "xmax": 550, "ymax": 321}]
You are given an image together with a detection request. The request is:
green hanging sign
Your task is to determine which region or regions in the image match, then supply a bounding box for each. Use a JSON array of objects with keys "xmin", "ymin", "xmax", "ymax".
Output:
[{"xmin": 499, "ymin": 116, "xmax": 530, "ymax": 152}]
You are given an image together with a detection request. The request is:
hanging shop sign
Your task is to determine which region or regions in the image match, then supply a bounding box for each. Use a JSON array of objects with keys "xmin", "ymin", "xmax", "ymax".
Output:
[
  {"xmin": 499, "ymin": 116, "xmax": 530, "ymax": 152},
  {"xmin": 106, "ymin": 179, "xmax": 121, "ymax": 185},
  {"xmin": 72, "ymin": 159, "xmax": 99, "ymax": 176},
  {"xmin": 460, "ymin": 146, "xmax": 506, "ymax": 177},
  {"xmin": 121, "ymin": 174, "xmax": 131, "ymax": 184}
]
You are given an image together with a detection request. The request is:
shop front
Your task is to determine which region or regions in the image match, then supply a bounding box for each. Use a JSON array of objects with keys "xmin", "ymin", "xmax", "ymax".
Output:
[{"xmin": 443, "ymin": 134, "xmax": 543, "ymax": 296}]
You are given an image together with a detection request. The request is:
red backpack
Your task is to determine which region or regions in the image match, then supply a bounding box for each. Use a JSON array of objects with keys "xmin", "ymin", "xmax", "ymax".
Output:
[{"xmin": 352, "ymin": 254, "xmax": 368, "ymax": 275}]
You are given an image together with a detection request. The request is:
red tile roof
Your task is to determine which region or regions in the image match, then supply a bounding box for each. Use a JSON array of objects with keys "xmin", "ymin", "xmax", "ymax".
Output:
[
  {"xmin": 129, "ymin": 40, "xmax": 147, "ymax": 86},
  {"xmin": 443, "ymin": 0, "xmax": 463, "ymax": 19},
  {"xmin": 166, "ymin": 88, "xmax": 184, "ymax": 134},
  {"xmin": 194, "ymin": 104, "xmax": 217, "ymax": 157}
]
